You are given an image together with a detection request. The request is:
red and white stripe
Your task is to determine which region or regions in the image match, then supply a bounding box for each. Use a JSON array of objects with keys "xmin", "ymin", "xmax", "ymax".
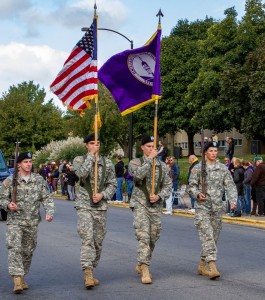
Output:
[{"xmin": 50, "ymin": 46, "xmax": 98, "ymax": 111}]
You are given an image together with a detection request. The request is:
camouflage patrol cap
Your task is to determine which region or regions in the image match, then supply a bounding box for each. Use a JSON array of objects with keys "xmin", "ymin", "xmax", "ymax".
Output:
[
  {"xmin": 141, "ymin": 135, "xmax": 154, "ymax": 145},
  {"xmin": 203, "ymin": 141, "xmax": 218, "ymax": 152},
  {"xmin": 17, "ymin": 152, "xmax": 32, "ymax": 163}
]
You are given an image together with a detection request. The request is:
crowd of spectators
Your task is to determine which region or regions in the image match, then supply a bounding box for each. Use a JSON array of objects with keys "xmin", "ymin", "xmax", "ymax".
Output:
[
  {"xmin": 37, "ymin": 160, "xmax": 78, "ymax": 201},
  {"xmin": 224, "ymin": 156, "xmax": 265, "ymax": 217},
  {"xmin": 35, "ymin": 143, "xmax": 265, "ymax": 218}
]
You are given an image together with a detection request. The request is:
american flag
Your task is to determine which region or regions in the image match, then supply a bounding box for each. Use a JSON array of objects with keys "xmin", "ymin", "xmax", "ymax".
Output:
[{"xmin": 50, "ymin": 18, "xmax": 98, "ymax": 112}]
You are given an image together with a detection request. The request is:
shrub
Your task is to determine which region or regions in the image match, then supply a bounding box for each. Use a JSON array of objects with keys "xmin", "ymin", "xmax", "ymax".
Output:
[{"xmin": 33, "ymin": 136, "xmax": 86, "ymax": 166}]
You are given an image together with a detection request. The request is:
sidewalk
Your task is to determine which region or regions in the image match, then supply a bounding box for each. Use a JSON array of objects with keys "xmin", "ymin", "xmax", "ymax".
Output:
[
  {"xmin": 53, "ymin": 194, "xmax": 265, "ymax": 228},
  {"xmin": 171, "ymin": 194, "xmax": 265, "ymax": 227}
]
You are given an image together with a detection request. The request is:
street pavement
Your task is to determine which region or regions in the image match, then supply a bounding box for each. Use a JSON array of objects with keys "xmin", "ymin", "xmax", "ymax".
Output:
[{"xmin": 0, "ymin": 199, "xmax": 265, "ymax": 300}]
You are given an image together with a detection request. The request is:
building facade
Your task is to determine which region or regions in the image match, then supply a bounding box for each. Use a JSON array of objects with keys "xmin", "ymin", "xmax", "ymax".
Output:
[{"xmin": 161, "ymin": 129, "xmax": 264, "ymax": 158}]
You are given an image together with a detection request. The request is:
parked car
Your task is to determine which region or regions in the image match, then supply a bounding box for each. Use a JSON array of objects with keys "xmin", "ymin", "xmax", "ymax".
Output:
[{"xmin": 0, "ymin": 150, "xmax": 11, "ymax": 221}]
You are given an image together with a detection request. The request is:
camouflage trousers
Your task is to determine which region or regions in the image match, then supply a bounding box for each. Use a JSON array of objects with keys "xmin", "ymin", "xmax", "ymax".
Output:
[
  {"xmin": 77, "ymin": 209, "xmax": 107, "ymax": 270},
  {"xmin": 6, "ymin": 224, "xmax": 38, "ymax": 276},
  {"xmin": 194, "ymin": 209, "xmax": 223, "ymax": 262},
  {"xmin": 133, "ymin": 206, "xmax": 162, "ymax": 266}
]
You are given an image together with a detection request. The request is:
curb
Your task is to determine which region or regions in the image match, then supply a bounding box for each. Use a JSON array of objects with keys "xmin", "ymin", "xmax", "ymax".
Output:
[
  {"xmin": 53, "ymin": 195, "xmax": 68, "ymax": 200},
  {"xmin": 222, "ymin": 215, "xmax": 265, "ymax": 228},
  {"xmin": 107, "ymin": 202, "xmax": 265, "ymax": 228},
  {"xmin": 53, "ymin": 197, "xmax": 265, "ymax": 229}
]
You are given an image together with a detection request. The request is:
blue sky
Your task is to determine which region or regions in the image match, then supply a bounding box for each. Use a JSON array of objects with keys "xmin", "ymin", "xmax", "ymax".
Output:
[{"xmin": 0, "ymin": 0, "xmax": 247, "ymax": 110}]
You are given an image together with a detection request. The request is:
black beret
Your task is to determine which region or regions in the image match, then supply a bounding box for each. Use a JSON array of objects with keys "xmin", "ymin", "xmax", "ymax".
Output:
[
  {"xmin": 141, "ymin": 135, "xmax": 154, "ymax": 145},
  {"xmin": 83, "ymin": 133, "xmax": 100, "ymax": 144},
  {"xmin": 17, "ymin": 152, "xmax": 32, "ymax": 163},
  {"xmin": 203, "ymin": 141, "xmax": 218, "ymax": 152}
]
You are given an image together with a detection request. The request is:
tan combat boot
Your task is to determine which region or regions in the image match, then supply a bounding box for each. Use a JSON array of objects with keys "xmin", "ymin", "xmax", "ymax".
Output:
[
  {"xmin": 140, "ymin": 264, "xmax": 152, "ymax": 284},
  {"xmin": 197, "ymin": 259, "xmax": 210, "ymax": 276},
  {"xmin": 135, "ymin": 263, "xmax": 152, "ymax": 278},
  {"xmin": 93, "ymin": 277, "xmax": 100, "ymax": 286},
  {"xmin": 84, "ymin": 268, "xmax": 95, "ymax": 289},
  {"xmin": 13, "ymin": 275, "xmax": 23, "ymax": 293},
  {"xmin": 21, "ymin": 276, "xmax": 29, "ymax": 290},
  {"xmin": 208, "ymin": 261, "xmax": 220, "ymax": 280},
  {"xmin": 135, "ymin": 263, "xmax": 141, "ymax": 275}
]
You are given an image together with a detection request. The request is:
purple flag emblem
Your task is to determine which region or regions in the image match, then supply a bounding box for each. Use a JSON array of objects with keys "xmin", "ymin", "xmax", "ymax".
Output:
[{"xmin": 98, "ymin": 26, "xmax": 161, "ymax": 116}]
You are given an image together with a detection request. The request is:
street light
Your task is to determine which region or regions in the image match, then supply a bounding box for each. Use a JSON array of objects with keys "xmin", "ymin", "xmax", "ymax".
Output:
[
  {"xmin": 81, "ymin": 26, "xmax": 134, "ymax": 160},
  {"xmin": 82, "ymin": 27, "xmax": 133, "ymax": 50}
]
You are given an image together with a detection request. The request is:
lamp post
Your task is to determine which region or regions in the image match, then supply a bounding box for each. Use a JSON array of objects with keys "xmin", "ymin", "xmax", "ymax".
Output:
[{"xmin": 81, "ymin": 27, "xmax": 134, "ymax": 160}]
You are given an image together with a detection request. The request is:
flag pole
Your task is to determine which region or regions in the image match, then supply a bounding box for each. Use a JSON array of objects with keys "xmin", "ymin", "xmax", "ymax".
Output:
[
  {"xmin": 94, "ymin": 2, "xmax": 98, "ymax": 194},
  {"xmin": 94, "ymin": 95, "xmax": 99, "ymax": 194},
  {"xmin": 151, "ymin": 9, "xmax": 163, "ymax": 195},
  {"xmin": 151, "ymin": 98, "xmax": 159, "ymax": 195}
]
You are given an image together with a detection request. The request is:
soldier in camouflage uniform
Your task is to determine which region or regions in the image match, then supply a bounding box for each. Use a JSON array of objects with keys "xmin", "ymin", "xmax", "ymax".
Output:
[
  {"xmin": 73, "ymin": 133, "xmax": 116, "ymax": 289},
  {"xmin": 0, "ymin": 152, "xmax": 54, "ymax": 293},
  {"xmin": 129, "ymin": 136, "xmax": 172, "ymax": 284},
  {"xmin": 189, "ymin": 141, "xmax": 237, "ymax": 280}
]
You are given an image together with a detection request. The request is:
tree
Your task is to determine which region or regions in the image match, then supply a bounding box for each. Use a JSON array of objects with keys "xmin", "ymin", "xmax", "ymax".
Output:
[
  {"xmin": 185, "ymin": 7, "xmax": 239, "ymax": 138},
  {"xmin": 235, "ymin": 0, "xmax": 265, "ymax": 64},
  {"xmin": 0, "ymin": 81, "xmax": 67, "ymax": 158},
  {"xmin": 219, "ymin": 0, "xmax": 265, "ymax": 139},
  {"xmin": 241, "ymin": 44, "xmax": 265, "ymax": 140},
  {"xmin": 221, "ymin": 42, "xmax": 265, "ymax": 140}
]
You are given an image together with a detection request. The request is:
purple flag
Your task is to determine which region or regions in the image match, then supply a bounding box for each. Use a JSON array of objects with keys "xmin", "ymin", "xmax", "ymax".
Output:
[{"xmin": 98, "ymin": 26, "xmax": 161, "ymax": 116}]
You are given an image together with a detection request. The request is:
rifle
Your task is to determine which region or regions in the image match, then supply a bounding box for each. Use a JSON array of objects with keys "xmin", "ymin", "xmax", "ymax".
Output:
[
  {"xmin": 200, "ymin": 129, "xmax": 207, "ymax": 195},
  {"xmin": 11, "ymin": 140, "xmax": 20, "ymax": 203}
]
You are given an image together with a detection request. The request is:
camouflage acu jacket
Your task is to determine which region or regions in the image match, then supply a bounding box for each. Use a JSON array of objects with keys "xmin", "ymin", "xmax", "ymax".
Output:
[
  {"xmin": 73, "ymin": 153, "xmax": 117, "ymax": 210},
  {"xmin": 0, "ymin": 173, "xmax": 54, "ymax": 225},
  {"xmin": 129, "ymin": 156, "xmax": 172, "ymax": 210},
  {"xmin": 188, "ymin": 161, "xmax": 237, "ymax": 211}
]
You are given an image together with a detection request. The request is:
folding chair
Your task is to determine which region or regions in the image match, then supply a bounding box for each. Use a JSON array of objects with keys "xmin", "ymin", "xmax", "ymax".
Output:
[{"xmin": 173, "ymin": 184, "xmax": 188, "ymax": 209}]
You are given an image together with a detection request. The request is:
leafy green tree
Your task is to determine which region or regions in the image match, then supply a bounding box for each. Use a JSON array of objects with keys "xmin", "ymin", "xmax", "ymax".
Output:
[
  {"xmin": 185, "ymin": 7, "xmax": 239, "ymax": 140},
  {"xmin": 219, "ymin": 0, "xmax": 265, "ymax": 139},
  {"xmin": 236, "ymin": 0, "xmax": 265, "ymax": 64},
  {"xmin": 221, "ymin": 42, "xmax": 265, "ymax": 140},
  {"xmin": 241, "ymin": 44, "xmax": 265, "ymax": 140},
  {"xmin": 0, "ymin": 81, "xmax": 67, "ymax": 158}
]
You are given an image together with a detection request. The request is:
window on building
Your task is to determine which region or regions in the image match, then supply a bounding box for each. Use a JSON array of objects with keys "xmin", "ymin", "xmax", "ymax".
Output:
[
  {"xmin": 218, "ymin": 139, "xmax": 242, "ymax": 147},
  {"xmin": 194, "ymin": 141, "xmax": 201, "ymax": 149},
  {"xmin": 219, "ymin": 140, "xmax": 225, "ymax": 147},
  {"xmin": 234, "ymin": 139, "xmax": 242, "ymax": 146},
  {"xmin": 177, "ymin": 142, "xmax": 188, "ymax": 149}
]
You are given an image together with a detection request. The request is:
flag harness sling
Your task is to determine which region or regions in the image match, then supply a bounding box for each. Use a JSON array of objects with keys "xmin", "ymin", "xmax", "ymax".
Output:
[
  {"xmin": 82, "ymin": 156, "xmax": 106, "ymax": 207},
  {"xmin": 134, "ymin": 157, "xmax": 163, "ymax": 207}
]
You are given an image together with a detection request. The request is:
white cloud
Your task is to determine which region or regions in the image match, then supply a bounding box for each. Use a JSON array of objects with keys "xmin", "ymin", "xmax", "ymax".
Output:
[
  {"xmin": 0, "ymin": 0, "xmax": 31, "ymax": 18},
  {"xmin": 47, "ymin": 0, "xmax": 128, "ymax": 31},
  {"xmin": 2, "ymin": 0, "xmax": 128, "ymax": 37},
  {"xmin": 70, "ymin": 0, "xmax": 128, "ymax": 27},
  {"xmin": 0, "ymin": 42, "xmax": 68, "ymax": 109}
]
